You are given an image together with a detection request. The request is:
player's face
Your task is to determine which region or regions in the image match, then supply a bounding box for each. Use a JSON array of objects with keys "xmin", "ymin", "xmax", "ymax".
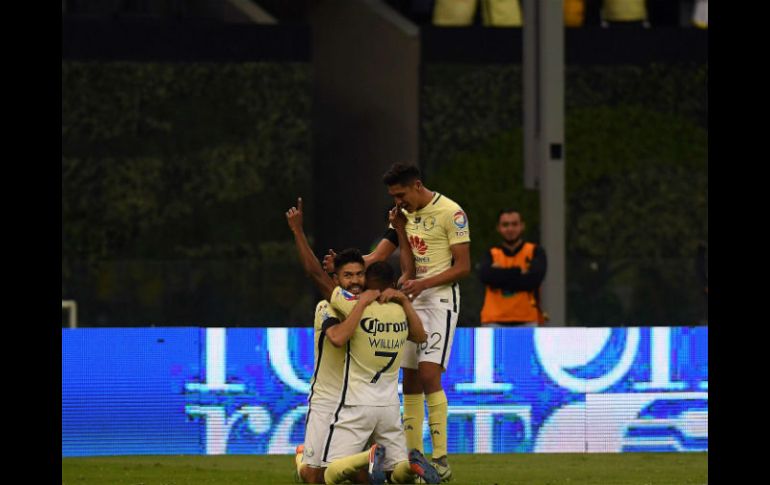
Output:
[
  {"xmin": 387, "ymin": 182, "xmax": 421, "ymax": 213},
  {"xmin": 335, "ymin": 262, "xmax": 365, "ymax": 294},
  {"xmin": 497, "ymin": 212, "xmax": 524, "ymax": 244}
]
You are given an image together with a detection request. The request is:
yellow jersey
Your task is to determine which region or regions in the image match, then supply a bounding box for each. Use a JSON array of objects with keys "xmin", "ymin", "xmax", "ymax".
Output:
[
  {"xmin": 308, "ymin": 300, "xmax": 347, "ymax": 409},
  {"xmin": 330, "ymin": 286, "xmax": 409, "ymax": 406},
  {"xmin": 401, "ymin": 192, "xmax": 470, "ymax": 311}
]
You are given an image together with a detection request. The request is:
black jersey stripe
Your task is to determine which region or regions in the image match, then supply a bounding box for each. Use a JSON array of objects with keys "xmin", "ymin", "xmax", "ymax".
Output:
[
  {"xmin": 305, "ymin": 328, "xmax": 327, "ymax": 430},
  {"xmin": 451, "ymin": 282, "xmax": 458, "ymax": 313},
  {"xmin": 432, "ymin": 193, "xmax": 442, "ymax": 205},
  {"xmin": 440, "ymin": 310, "xmax": 451, "ymax": 368},
  {"xmin": 322, "ymin": 341, "xmax": 351, "ymax": 462}
]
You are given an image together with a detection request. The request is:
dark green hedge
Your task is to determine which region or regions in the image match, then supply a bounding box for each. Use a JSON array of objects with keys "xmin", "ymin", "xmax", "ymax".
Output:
[
  {"xmin": 62, "ymin": 62, "xmax": 315, "ymax": 324},
  {"xmin": 422, "ymin": 63, "xmax": 708, "ymax": 325},
  {"xmin": 62, "ymin": 61, "xmax": 707, "ymax": 326}
]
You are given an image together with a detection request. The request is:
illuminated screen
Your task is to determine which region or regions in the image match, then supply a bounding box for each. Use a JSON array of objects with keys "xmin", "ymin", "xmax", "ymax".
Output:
[{"xmin": 62, "ymin": 327, "xmax": 707, "ymax": 456}]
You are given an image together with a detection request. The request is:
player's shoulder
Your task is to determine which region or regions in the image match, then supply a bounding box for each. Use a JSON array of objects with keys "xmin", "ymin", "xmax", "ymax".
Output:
[
  {"xmin": 434, "ymin": 193, "xmax": 466, "ymax": 217},
  {"xmin": 315, "ymin": 299, "xmax": 330, "ymax": 313},
  {"xmin": 315, "ymin": 299, "xmax": 341, "ymax": 317},
  {"xmin": 332, "ymin": 286, "xmax": 359, "ymax": 302}
]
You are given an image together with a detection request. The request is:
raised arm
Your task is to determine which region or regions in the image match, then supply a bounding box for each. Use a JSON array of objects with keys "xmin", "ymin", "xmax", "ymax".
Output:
[
  {"xmin": 286, "ymin": 197, "xmax": 335, "ymax": 301},
  {"xmin": 326, "ymin": 289, "xmax": 380, "ymax": 347}
]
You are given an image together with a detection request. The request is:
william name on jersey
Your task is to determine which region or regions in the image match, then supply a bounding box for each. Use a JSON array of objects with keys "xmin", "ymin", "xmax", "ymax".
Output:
[{"xmin": 361, "ymin": 317, "xmax": 408, "ymax": 350}]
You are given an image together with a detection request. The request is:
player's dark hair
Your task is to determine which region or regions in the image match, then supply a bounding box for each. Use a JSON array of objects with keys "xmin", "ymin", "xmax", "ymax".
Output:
[
  {"xmin": 382, "ymin": 163, "xmax": 421, "ymax": 186},
  {"xmin": 364, "ymin": 261, "xmax": 396, "ymax": 290},
  {"xmin": 334, "ymin": 248, "xmax": 365, "ymax": 273}
]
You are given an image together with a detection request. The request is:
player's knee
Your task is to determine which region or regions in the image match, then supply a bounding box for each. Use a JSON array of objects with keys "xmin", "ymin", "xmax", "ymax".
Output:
[
  {"xmin": 418, "ymin": 363, "xmax": 443, "ymax": 389},
  {"xmin": 300, "ymin": 465, "xmax": 325, "ymax": 484}
]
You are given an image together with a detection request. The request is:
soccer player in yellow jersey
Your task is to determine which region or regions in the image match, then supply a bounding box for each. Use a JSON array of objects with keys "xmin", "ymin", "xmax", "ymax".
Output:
[
  {"xmin": 358, "ymin": 163, "xmax": 471, "ymax": 481},
  {"xmin": 287, "ymin": 198, "xmax": 441, "ymax": 484}
]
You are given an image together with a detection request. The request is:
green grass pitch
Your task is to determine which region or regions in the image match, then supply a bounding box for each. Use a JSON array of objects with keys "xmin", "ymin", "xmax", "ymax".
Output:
[{"xmin": 62, "ymin": 452, "xmax": 707, "ymax": 485}]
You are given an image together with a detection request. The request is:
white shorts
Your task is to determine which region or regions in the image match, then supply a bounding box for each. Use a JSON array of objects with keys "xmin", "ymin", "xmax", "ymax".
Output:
[
  {"xmin": 301, "ymin": 403, "xmax": 337, "ymax": 468},
  {"xmin": 321, "ymin": 404, "xmax": 408, "ymax": 471},
  {"xmin": 401, "ymin": 307, "xmax": 458, "ymax": 370}
]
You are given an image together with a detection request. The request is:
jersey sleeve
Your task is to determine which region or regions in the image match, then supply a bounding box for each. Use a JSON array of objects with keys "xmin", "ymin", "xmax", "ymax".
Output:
[
  {"xmin": 314, "ymin": 300, "xmax": 340, "ymax": 331},
  {"xmin": 443, "ymin": 205, "xmax": 471, "ymax": 245},
  {"xmin": 330, "ymin": 286, "xmax": 359, "ymax": 317}
]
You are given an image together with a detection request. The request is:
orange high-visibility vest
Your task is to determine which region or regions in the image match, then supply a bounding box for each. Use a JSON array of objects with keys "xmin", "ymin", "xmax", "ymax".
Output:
[{"xmin": 480, "ymin": 242, "xmax": 543, "ymax": 324}]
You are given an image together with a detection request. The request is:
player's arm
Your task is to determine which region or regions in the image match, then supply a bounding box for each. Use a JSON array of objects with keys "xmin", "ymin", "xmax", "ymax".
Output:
[
  {"xmin": 363, "ymin": 238, "xmax": 398, "ymax": 268},
  {"xmin": 378, "ymin": 288, "xmax": 426, "ymax": 343},
  {"xmin": 389, "ymin": 206, "xmax": 416, "ymax": 282},
  {"xmin": 326, "ymin": 289, "xmax": 380, "ymax": 347},
  {"xmin": 286, "ymin": 197, "xmax": 335, "ymax": 301},
  {"xmin": 321, "ymin": 238, "xmax": 397, "ymax": 273},
  {"xmin": 402, "ymin": 242, "xmax": 471, "ymax": 299}
]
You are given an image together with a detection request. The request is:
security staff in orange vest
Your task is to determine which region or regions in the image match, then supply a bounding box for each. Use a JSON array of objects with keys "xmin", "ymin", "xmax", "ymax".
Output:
[{"xmin": 479, "ymin": 209, "xmax": 547, "ymax": 326}]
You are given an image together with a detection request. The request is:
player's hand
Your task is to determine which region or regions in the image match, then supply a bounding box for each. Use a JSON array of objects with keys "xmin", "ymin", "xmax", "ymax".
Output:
[
  {"xmin": 400, "ymin": 279, "xmax": 425, "ymax": 301},
  {"xmin": 377, "ymin": 287, "xmax": 403, "ymax": 304},
  {"xmin": 396, "ymin": 273, "xmax": 409, "ymax": 289},
  {"xmin": 358, "ymin": 289, "xmax": 381, "ymax": 306},
  {"xmin": 285, "ymin": 197, "xmax": 304, "ymax": 233},
  {"xmin": 322, "ymin": 249, "xmax": 337, "ymax": 273},
  {"xmin": 389, "ymin": 206, "xmax": 407, "ymax": 231}
]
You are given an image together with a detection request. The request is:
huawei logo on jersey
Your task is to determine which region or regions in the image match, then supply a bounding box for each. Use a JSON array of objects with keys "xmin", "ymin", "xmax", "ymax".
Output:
[{"xmin": 409, "ymin": 235, "xmax": 428, "ymax": 255}]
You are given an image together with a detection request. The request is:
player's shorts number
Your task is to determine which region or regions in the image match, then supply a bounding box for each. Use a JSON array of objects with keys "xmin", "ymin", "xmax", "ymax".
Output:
[
  {"xmin": 418, "ymin": 332, "xmax": 443, "ymax": 355},
  {"xmin": 370, "ymin": 351, "xmax": 398, "ymax": 383}
]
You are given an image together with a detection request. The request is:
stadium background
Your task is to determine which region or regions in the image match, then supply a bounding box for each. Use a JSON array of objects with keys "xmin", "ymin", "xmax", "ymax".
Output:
[{"xmin": 61, "ymin": 0, "xmax": 708, "ymax": 469}]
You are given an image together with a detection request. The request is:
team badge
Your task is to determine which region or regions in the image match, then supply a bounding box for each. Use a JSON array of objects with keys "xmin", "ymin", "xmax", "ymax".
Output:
[
  {"xmin": 340, "ymin": 288, "xmax": 358, "ymax": 301},
  {"xmin": 453, "ymin": 210, "xmax": 468, "ymax": 229},
  {"xmin": 423, "ymin": 216, "xmax": 436, "ymax": 231}
]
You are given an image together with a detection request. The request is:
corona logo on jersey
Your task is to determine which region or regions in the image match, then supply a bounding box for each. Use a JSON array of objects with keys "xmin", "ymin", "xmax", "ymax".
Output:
[
  {"xmin": 453, "ymin": 210, "xmax": 468, "ymax": 229},
  {"xmin": 409, "ymin": 235, "xmax": 428, "ymax": 255},
  {"xmin": 359, "ymin": 317, "xmax": 408, "ymax": 337}
]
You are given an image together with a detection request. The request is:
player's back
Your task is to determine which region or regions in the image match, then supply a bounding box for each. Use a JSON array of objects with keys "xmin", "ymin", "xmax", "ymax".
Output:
[
  {"xmin": 346, "ymin": 301, "xmax": 409, "ymax": 406},
  {"xmin": 330, "ymin": 287, "xmax": 409, "ymax": 406}
]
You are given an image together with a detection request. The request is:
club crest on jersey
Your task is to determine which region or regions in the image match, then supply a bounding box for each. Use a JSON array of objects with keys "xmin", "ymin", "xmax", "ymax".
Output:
[
  {"xmin": 340, "ymin": 288, "xmax": 358, "ymax": 301},
  {"xmin": 409, "ymin": 235, "xmax": 428, "ymax": 255},
  {"xmin": 423, "ymin": 216, "xmax": 436, "ymax": 231},
  {"xmin": 453, "ymin": 210, "xmax": 468, "ymax": 229}
]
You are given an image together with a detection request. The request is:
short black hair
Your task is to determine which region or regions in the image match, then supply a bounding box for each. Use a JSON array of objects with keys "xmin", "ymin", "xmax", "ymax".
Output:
[
  {"xmin": 382, "ymin": 163, "xmax": 421, "ymax": 186},
  {"xmin": 334, "ymin": 248, "xmax": 365, "ymax": 273},
  {"xmin": 498, "ymin": 208, "xmax": 522, "ymax": 220},
  {"xmin": 364, "ymin": 261, "xmax": 396, "ymax": 290}
]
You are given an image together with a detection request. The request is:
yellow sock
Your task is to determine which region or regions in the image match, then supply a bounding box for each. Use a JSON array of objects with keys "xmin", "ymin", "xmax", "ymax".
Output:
[
  {"xmin": 426, "ymin": 390, "xmax": 448, "ymax": 459},
  {"xmin": 403, "ymin": 393, "xmax": 425, "ymax": 452},
  {"xmin": 323, "ymin": 450, "xmax": 369, "ymax": 484},
  {"xmin": 295, "ymin": 450, "xmax": 303, "ymax": 476},
  {"xmin": 389, "ymin": 460, "xmax": 415, "ymax": 484}
]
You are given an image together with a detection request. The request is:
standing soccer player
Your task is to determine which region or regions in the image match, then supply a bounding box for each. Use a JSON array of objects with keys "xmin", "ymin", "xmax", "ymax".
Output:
[{"xmin": 342, "ymin": 163, "xmax": 471, "ymax": 481}]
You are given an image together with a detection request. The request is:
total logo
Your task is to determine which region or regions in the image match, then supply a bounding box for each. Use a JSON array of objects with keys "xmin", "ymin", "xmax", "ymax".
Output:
[
  {"xmin": 409, "ymin": 235, "xmax": 428, "ymax": 255},
  {"xmin": 453, "ymin": 211, "xmax": 468, "ymax": 229}
]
